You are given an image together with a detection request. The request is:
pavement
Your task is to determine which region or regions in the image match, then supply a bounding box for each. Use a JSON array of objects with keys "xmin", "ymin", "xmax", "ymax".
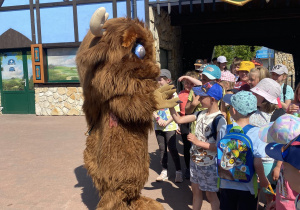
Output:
[
  {"xmin": 0, "ymin": 115, "xmax": 266, "ymax": 210},
  {"xmin": 0, "ymin": 115, "xmax": 209, "ymax": 210}
]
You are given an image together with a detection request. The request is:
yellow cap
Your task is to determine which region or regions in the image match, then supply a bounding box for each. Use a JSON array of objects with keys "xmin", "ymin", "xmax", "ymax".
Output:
[{"xmin": 238, "ymin": 61, "xmax": 255, "ymax": 72}]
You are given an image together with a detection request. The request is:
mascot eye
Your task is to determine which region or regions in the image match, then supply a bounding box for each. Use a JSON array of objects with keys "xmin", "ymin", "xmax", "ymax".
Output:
[{"xmin": 133, "ymin": 43, "xmax": 146, "ymax": 59}]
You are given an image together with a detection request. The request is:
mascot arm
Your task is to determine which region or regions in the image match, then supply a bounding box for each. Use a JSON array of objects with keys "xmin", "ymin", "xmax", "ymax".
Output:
[{"xmin": 109, "ymin": 94, "xmax": 157, "ymax": 123}]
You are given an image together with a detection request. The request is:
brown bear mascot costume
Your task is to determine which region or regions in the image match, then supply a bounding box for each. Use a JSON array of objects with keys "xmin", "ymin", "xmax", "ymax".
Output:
[{"xmin": 76, "ymin": 7, "xmax": 179, "ymax": 210}]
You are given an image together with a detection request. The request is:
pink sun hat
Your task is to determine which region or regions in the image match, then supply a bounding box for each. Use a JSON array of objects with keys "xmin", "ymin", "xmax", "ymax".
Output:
[
  {"xmin": 221, "ymin": 71, "xmax": 235, "ymax": 82},
  {"xmin": 258, "ymin": 114, "xmax": 300, "ymax": 144}
]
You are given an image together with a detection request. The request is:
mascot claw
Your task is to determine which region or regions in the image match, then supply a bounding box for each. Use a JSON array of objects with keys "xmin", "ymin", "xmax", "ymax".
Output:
[{"xmin": 154, "ymin": 84, "xmax": 180, "ymax": 109}]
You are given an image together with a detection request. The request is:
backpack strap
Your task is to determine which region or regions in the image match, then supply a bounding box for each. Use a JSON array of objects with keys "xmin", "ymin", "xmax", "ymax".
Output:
[
  {"xmin": 242, "ymin": 124, "xmax": 255, "ymax": 134},
  {"xmin": 206, "ymin": 114, "xmax": 224, "ymax": 140},
  {"xmin": 283, "ymin": 83, "xmax": 287, "ymax": 102},
  {"xmin": 226, "ymin": 124, "xmax": 233, "ymax": 134}
]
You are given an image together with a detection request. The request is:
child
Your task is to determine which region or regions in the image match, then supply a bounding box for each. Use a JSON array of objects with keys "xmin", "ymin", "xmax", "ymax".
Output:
[
  {"xmin": 258, "ymin": 114, "xmax": 300, "ymax": 210},
  {"xmin": 236, "ymin": 61, "xmax": 255, "ymax": 83},
  {"xmin": 271, "ymin": 64, "xmax": 294, "ymax": 111},
  {"xmin": 231, "ymin": 57, "xmax": 242, "ymax": 81},
  {"xmin": 153, "ymin": 69, "xmax": 183, "ymax": 183},
  {"xmin": 248, "ymin": 66, "xmax": 270, "ymax": 88},
  {"xmin": 265, "ymin": 134, "xmax": 300, "ymax": 210},
  {"xmin": 178, "ymin": 71, "xmax": 199, "ymax": 179},
  {"xmin": 170, "ymin": 81, "xmax": 227, "ymax": 210},
  {"xmin": 287, "ymin": 82, "xmax": 300, "ymax": 116},
  {"xmin": 220, "ymin": 91, "xmax": 269, "ymax": 210},
  {"xmin": 217, "ymin": 56, "xmax": 228, "ymax": 72},
  {"xmin": 250, "ymin": 78, "xmax": 286, "ymax": 207}
]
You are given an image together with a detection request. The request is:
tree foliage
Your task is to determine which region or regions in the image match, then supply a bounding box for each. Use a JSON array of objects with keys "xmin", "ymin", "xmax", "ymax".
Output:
[{"xmin": 213, "ymin": 45, "xmax": 261, "ymax": 65}]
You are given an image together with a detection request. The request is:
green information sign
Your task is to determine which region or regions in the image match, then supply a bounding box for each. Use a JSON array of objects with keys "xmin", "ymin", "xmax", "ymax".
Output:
[{"xmin": 221, "ymin": 0, "xmax": 252, "ymax": 6}]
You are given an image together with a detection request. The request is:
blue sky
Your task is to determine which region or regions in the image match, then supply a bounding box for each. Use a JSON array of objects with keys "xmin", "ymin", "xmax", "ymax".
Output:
[{"xmin": 1, "ymin": 53, "xmax": 24, "ymax": 79}]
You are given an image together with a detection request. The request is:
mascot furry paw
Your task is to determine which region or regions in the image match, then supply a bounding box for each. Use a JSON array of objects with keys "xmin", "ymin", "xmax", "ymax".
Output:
[{"xmin": 76, "ymin": 7, "xmax": 179, "ymax": 210}]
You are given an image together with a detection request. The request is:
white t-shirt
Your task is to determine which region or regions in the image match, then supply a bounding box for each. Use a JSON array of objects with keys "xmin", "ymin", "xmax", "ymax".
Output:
[{"xmin": 190, "ymin": 110, "xmax": 227, "ymax": 166}]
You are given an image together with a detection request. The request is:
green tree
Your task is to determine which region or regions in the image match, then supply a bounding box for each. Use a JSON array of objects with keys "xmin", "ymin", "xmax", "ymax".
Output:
[{"xmin": 213, "ymin": 45, "xmax": 261, "ymax": 66}]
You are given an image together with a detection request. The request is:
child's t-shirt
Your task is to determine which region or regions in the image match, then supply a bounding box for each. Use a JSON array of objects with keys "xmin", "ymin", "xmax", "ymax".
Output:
[
  {"xmin": 220, "ymin": 122, "xmax": 267, "ymax": 195},
  {"xmin": 190, "ymin": 110, "xmax": 227, "ymax": 166},
  {"xmin": 178, "ymin": 90, "xmax": 190, "ymax": 116},
  {"xmin": 154, "ymin": 93, "xmax": 180, "ymax": 132},
  {"xmin": 187, "ymin": 89, "xmax": 206, "ymax": 134},
  {"xmin": 281, "ymin": 84, "xmax": 294, "ymax": 102}
]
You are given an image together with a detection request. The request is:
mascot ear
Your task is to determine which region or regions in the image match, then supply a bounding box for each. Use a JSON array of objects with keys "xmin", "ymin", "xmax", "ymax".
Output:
[
  {"xmin": 90, "ymin": 7, "xmax": 109, "ymax": 37},
  {"xmin": 122, "ymin": 26, "xmax": 138, "ymax": 48}
]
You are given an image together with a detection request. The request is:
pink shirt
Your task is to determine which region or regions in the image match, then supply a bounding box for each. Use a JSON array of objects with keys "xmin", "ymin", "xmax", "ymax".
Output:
[
  {"xmin": 178, "ymin": 90, "xmax": 190, "ymax": 116},
  {"xmin": 276, "ymin": 165, "xmax": 298, "ymax": 210}
]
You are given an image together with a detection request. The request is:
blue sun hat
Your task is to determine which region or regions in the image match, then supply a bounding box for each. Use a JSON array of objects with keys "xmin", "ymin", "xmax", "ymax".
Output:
[
  {"xmin": 192, "ymin": 81, "xmax": 223, "ymax": 100},
  {"xmin": 223, "ymin": 91, "xmax": 257, "ymax": 116}
]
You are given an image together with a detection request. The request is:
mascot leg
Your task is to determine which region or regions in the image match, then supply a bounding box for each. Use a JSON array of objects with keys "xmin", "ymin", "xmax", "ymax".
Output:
[{"xmin": 97, "ymin": 191, "xmax": 164, "ymax": 210}]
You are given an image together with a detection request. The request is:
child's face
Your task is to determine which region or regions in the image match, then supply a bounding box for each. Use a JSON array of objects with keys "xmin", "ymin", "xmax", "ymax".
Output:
[
  {"xmin": 183, "ymin": 80, "xmax": 194, "ymax": 91},
  {"xmin": 201, "ymin": 74, "xmax": 211, "ymax": 85},
  {"xmin": 238, "ymin": 70, "xmax": 249, "ymax": 82},
  {"xmin": 271, "ymin": 72, "xmax": 286, "ymax": 83},
  {"xmin": 219, "ymin": 62, "xmax": 227, "ymax": 70},
  {"xmin": 157, "ymin": 76, "xmax": 170, "ymax": 87},
  {"xmin": 233, "ymin": 64, "xmax": 240, "ymax": 75},
  {"xmin": 199, "ymin": 96, "xmax": 212, "ymax": 108},
  {"xmin": 283, "ymin": 162, "xmax": 300, "ymax": 193},
  {"xmin": 249, "ymin": 73, "xmax": 260, "ymax": 88}
]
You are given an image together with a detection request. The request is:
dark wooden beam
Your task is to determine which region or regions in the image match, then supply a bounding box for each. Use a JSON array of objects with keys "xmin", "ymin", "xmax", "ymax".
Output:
[
  {"xmin": 144, "ymin": 0, "xmax": 149, "ymax": 26},
  {"xmin": 126, "ymin": 0, "xmax": 131, "ymax": 18},
  {"xmin": 113, "ymin": 0, "xmax": 117, "ymax": 18},
  {"xmin": 72, "ymin": 0, "xmax": 79, "ymax": 42},
  {"xmin": 29, "ymin": 0, "xmax": 36, "ymax": 44},
  {"xmin": 42, "ymin": 42, "xmax": 81, "ymax": 48},
  {"xmin": 36, "ymin": 0, "xmax": 42, "ymax": 44}
]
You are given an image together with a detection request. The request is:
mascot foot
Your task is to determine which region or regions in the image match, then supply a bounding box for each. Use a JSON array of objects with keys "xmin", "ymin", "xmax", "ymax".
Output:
[{"xmin": 96, "ymin": 192, "xmax": 164, "ymax": 210}]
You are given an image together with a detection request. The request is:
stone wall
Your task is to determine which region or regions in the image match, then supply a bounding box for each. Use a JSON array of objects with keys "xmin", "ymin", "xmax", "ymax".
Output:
[
  {"xmin": 35, "ymin": 87, "xmax": 84, "ymax": 116},
  {"xmin": 275, "ymin": 51, "xmax": 296, "ymax": 88},
  {"xmin": 149, "ymin": 6, "xmax": 182, "ymax": 80}
]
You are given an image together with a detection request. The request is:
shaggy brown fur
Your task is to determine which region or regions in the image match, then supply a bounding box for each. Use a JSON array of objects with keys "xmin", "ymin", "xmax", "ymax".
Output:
[{"xmin": 76, "ymin": 17, "xmax": 166, "ymax": 209}]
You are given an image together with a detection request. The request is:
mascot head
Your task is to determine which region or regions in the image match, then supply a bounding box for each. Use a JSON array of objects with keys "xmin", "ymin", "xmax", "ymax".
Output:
[{"xmin": 76, "ymin": 8, "xmax": 160, "ymax": 125}]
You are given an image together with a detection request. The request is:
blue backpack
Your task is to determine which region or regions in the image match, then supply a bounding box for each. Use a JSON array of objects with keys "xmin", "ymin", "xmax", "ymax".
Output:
[{"xmin": 216, "ymin": 124, "xmax": 255, "ymax": 183}]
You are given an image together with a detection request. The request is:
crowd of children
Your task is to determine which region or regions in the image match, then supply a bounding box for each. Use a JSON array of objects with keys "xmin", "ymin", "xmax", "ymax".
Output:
[{"xmin": 153, "ymin": 56, "xmax": 300, "ymax": 210}]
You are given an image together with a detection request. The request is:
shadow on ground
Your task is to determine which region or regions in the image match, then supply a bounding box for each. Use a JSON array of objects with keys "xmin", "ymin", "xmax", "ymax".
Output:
[
  {"xmin": 147, "ymin": 148, "xmax": 193, "ymax": 210},
  {"xmin": 74, "ymin": 165, "xmax": 100, "ymax": 210}
]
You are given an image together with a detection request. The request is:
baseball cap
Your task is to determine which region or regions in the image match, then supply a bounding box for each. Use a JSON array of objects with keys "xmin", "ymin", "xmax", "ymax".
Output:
[
  {"xmin": 217, "ymin": 56, "xmax": 227, "ymax": 63},
  {"xmin": 160, "ymin": 69, "xmax": 171, "ymax": 79},
  {"xmin": 192, "ymin": 81, "xmax": 223, "ymax": 101},
  {"xmin": 238, "ymin": 61, "xmax": 255, "ymax": 72},
  {"xmin": 221, "ymin": 71, "xmax": 235, "ymax": 82},
  {"xmin": 265, "ymin": 135, "xmax": 300, "ymax": 170},
  {"xmin": 258, "ymin": 114, "xmax": 300, "ymax": 144},
  {"xmin": 197, "ymin": 63, "xmax": 209, "ymax": 72},
  {"xmin": 194, "ymin": 59, "xmax": 203, "ymax": 66},
  {"xmin": 222, "ymin": 91, "xmax": 257, "ymax": 116},
  {"xmin": 228, "ymin": 81, "xmax": 250, "ymax": 94},
  {"xmin": 202, "ymin": 65, "xmax": 221, "ymax": 80},
  {"xmin": 270, "ymin": 64, "xmax": 288, "ymax": 75},
  {"xmin": 250, "ymin": 78, "xmax": 281, "ymax": 104},
  {"xmin": 251, "ymin": 58, "xmax": 263, "ymax": 66}
]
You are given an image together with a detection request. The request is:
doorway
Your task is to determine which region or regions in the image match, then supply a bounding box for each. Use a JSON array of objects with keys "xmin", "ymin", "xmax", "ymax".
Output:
[{"xmin": 0, "ymin": 49, "xmax": 35, "ymax": 114}]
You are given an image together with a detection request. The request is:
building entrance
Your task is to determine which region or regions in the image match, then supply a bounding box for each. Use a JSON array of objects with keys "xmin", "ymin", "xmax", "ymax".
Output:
[{"xmin": 0, "ymin": 49, "xmax": 35, "ymax": 114}]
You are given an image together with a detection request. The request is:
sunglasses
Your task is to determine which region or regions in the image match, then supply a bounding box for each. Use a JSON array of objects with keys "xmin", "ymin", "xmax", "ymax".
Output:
[{"xmin": 281, "ymin": 134, "xmax": 300, "ymax": 160}]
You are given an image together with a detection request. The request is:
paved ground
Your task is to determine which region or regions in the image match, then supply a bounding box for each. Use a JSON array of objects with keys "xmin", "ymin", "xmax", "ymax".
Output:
[
  {"xmin": 0, "ymin": 115, "xmax": 203, "ymax": 210},
  {"xmin": 0, "ymin": 115, "xmax": 265, "ymax": 210}
]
